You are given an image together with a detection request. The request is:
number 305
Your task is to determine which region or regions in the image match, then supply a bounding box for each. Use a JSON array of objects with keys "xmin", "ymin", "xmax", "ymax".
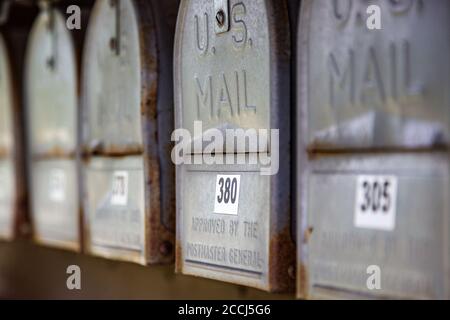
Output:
[
  {"xmin": 354, "ymin": 175, "xmax": 398, "ymax": 231},
  {"xmin": 360, "ymin": 180, "xmax": 392, "ymax": 213}
]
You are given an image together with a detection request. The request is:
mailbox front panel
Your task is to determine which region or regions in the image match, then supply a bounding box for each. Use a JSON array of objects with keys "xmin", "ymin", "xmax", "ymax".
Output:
[
  {"xmin": 82, "ymin": 0, "xmax": 177, "ymax": 264},
  {"xmin": 31, "ymin": 160, "xmax": 79, "ymax": 249},
  {"xmin": 0, "ymin": 34, "xmax": 15, "ymax": 240},
  {"xmin": 84, "ymin": 156, "xmax": 145, "ymax": 263},
  {"xmin": 175, "ymin": 0, "xmax": 294, "ymax": 292},
  {"xmin": 179, "ymin": 161, "xmax": 270, "ymax": 289},
  {"xmin": 25, "ymin": 8, "xmax": 80, "ymax": 250},
  {"xmin": 304, "ymin": 0, "xmax": 450, "ymax": 150},
  {"xmin": 0, "ymin": 160, "xmax": 15, "ymax": 239},
  {"xmin": 304, "ymin": 153, "xmax": 448, "ymax": 299}
]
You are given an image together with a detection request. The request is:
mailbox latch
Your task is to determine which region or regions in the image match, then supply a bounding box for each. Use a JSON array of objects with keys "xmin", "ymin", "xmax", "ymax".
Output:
[{"xmin": 214, "ymin": 0, "xmax": 229, "ymax": 34}]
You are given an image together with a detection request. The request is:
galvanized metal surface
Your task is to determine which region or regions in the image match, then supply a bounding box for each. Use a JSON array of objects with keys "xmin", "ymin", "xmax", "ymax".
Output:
[
  {"xmin": 175, "ymin": 0, "xmax": 294, "ymax": 292},
  {"xmin": 25, "ymin": 8, "xmax": 78, "ymax": 156},
  {"xmin": 0, "ymin": 33, "xmax": 16, "ymax": 240},
  {"xmin": 82, "ymin": 0, "xmax": 142, "ymax": 154},
  {"xmin": 0, "ymin": 160, "xmax": 15, "ymax": 240},
  {"xmin": 82, "ymin": 0, "xmax": 177, "ymax": 264},
  {"xmin": 25, "ymin": 8, "xmax": 80, "ymax": 250},
  {"xmin": 302, "ymin": 153, "xmax": 449, "ymax": 299},
  {"xmin": 180, "ymin": 161, "xmax": 270, "ymax": 289},
  {"xmin": 30, "ymin": 160, "xmax": 79, "ymax": 249},
  {"xmin": 0, "ymin": 2, "xmax": 38, "ymax": 243},
  {"xmin": 0, "ymin": 33, "xmax": 13, "ymax": 158},
  {"xmin": 297, "ymin": 0, "xmax": 450, "ymax": 299},
  {"xmin": 303, "ymin": 0, "xmax": 450, "ymax": 150},
  {"xmin": 175, "ymin": 0, "xmax": 287, "ymax": 154},
  {"xmin": 84, "ymin": 156, "xmax": 145, "ymax": 264}
]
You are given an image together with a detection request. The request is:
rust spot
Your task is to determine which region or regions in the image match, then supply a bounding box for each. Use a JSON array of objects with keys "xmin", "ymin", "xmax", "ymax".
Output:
[
  {"xmin": 269, "ymin": 226, "xmax": 296, "ymax": 293},
  {"xmin": 31, "ymin": 145, "xmax": 75, "ymax": 160},
  {"xmin": 141, "ymin": 76, "xmax": 158, "ymax": 119},
  {"xmin": 304, "ymin": 226, "xmax": 314, "ymax": 244},
  {"xmin": 82, "ymin": 143, "xmax": 143, "ymax": 157},
  {"xmin": 0, "ymin": 147, "xmax": 10, "ymax": 158},
  {"xmin": 175, "ymin": 241, "xmax": 183, "ymax": 273},
  {"xmin": 307, "ymin": 145, "xmax": 449, "ymax": 156},
  {"xmin": 297, "ymin": 262, "xmax": 309, "ymax": 299}
]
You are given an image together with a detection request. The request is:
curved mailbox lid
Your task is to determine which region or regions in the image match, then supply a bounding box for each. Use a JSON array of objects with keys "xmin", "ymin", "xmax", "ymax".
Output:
[
  {"xmin": 25, "ymin": 8, "xmax": 80, "ymax": 250},
  {"xmin": 175, "ymin": 0, "xmax": 291, "ymax": 153},
  {"xmin": 175, "ymin": 0, "xmax": 294, "ymax": 292},
  {"xmin": 0, "ymin": 33, "xmax": 15, "ymax": 240},
  {"xmin": 82, "ymin": 0, "xmax": 176, "ymax": 264},
  {"xmin": 302, "ymin": 0, "xmax": 450, "ymax": 150},
  {"xmin": 297, "ymin": 0, "xmax": 450, "ymax": 299},
  {"xmin": 26, "ymin": 8, "xmax": 78, "ymax": 157}
]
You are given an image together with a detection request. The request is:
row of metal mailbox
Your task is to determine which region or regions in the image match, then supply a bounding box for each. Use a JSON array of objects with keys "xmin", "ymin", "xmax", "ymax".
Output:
[{"xmin": 0, "ymin": 0, "xmax": 449, "ymax": 299}]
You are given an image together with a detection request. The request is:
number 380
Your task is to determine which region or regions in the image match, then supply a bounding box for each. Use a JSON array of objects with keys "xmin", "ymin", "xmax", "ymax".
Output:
[{"xmin": 217, "ymin": 177, "xmax": 238, "ymax": 204}]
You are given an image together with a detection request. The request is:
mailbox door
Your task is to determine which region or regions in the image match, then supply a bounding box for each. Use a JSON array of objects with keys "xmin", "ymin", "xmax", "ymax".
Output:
[
  {"xmin": 84, "ymin": 157, "xmax": 145, "ymax": 263},
  {"xmin": 0, "ymin": 34, "xmax": 16, "ymax": 240},
  {"xmin": 30, "ymin": 160, "xmax": 79, "ymax": 249},
  {"xmin": 302, "ymin": 0, "xmax": 450, "ymax": 150},
  {"xmin": 175, "ymin": 0, "xmax": 294, "ymax": 292},
  {"xmin": 25, "ymin": 8, "xmax": 80, "ymax": 250},
  {"xmin": 0, "ymin": 160, "xmax": 15, "ymax": 240},
  {"xmin": 82, "ymin": 0, "xmax": 176, "ymax": 264},
  {"xmin": 303, "ymin": 153, "xmax": 448, "ymax": 299}
]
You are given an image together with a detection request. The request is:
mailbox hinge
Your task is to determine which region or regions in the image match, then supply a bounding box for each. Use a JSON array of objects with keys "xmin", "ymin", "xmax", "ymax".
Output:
[
  {"xmin": 109, "ymin": 0, "xmax": 121, "ymax": 55},
  {"xmin": 39, "ymin": 0, "xmax": 58, "ymax": 71}
]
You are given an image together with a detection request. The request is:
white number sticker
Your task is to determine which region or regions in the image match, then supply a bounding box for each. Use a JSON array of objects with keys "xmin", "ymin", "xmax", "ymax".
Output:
[
  {"xmin": 354, "ymin": 175, "xmax": 398, "ymax": 231},
  {"xmin": 48, "ymin": 169, "xmax": 66, "ymax": 202},
  {"xmin": 214, "ymin": 174, "xmax": 241, "ymax": 215},
  {"xmin": 110, "ymin": 171, "xmax": 128, "ymax": 206}
]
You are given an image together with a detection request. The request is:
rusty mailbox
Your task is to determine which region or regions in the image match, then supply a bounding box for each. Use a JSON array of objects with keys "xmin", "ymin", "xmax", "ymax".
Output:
[
  {"xmin": 0, "ymin": 27, "xmax": 28, "ymax": 241},
  {"xmin": 297, "ymin": 0, "xmax": 450, "ymax": 299},
  {"xmin": 0, "ymin": 32, "xmax": 15, "ymax": 240},
  {"xmin": 81, "ymin": 0, "xmax": 177, "ymax": 264},
  {"xmin": 25, "ymin": 5, "xmax": 80, "ymax": 250},
  {"xmin": 174, "ymin": 0, "xmax": 295, "ymax": 292}
]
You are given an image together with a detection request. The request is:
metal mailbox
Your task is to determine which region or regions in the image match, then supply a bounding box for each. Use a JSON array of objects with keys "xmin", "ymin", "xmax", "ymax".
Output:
[
  {"xmin": 25, "ymin": 6, "xmax": 80, "ymax": 250},
  {"xmin": 82, "ymin": 0, "xmax": 177, "ymax": 264},
  {"xmin": 0, "ymin": 33, "xmax": 15, "ymax": 240},
  {"xmin": 0, "ymin": 29, "xmax": 27, "ymax": 241},
  {"xmin": 175, "ymin": 0, "xmax": 295, "ymax": 292},
  {"xmin": 297, "ymin": 0, "xmax": 450, "ymax": 299}
]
